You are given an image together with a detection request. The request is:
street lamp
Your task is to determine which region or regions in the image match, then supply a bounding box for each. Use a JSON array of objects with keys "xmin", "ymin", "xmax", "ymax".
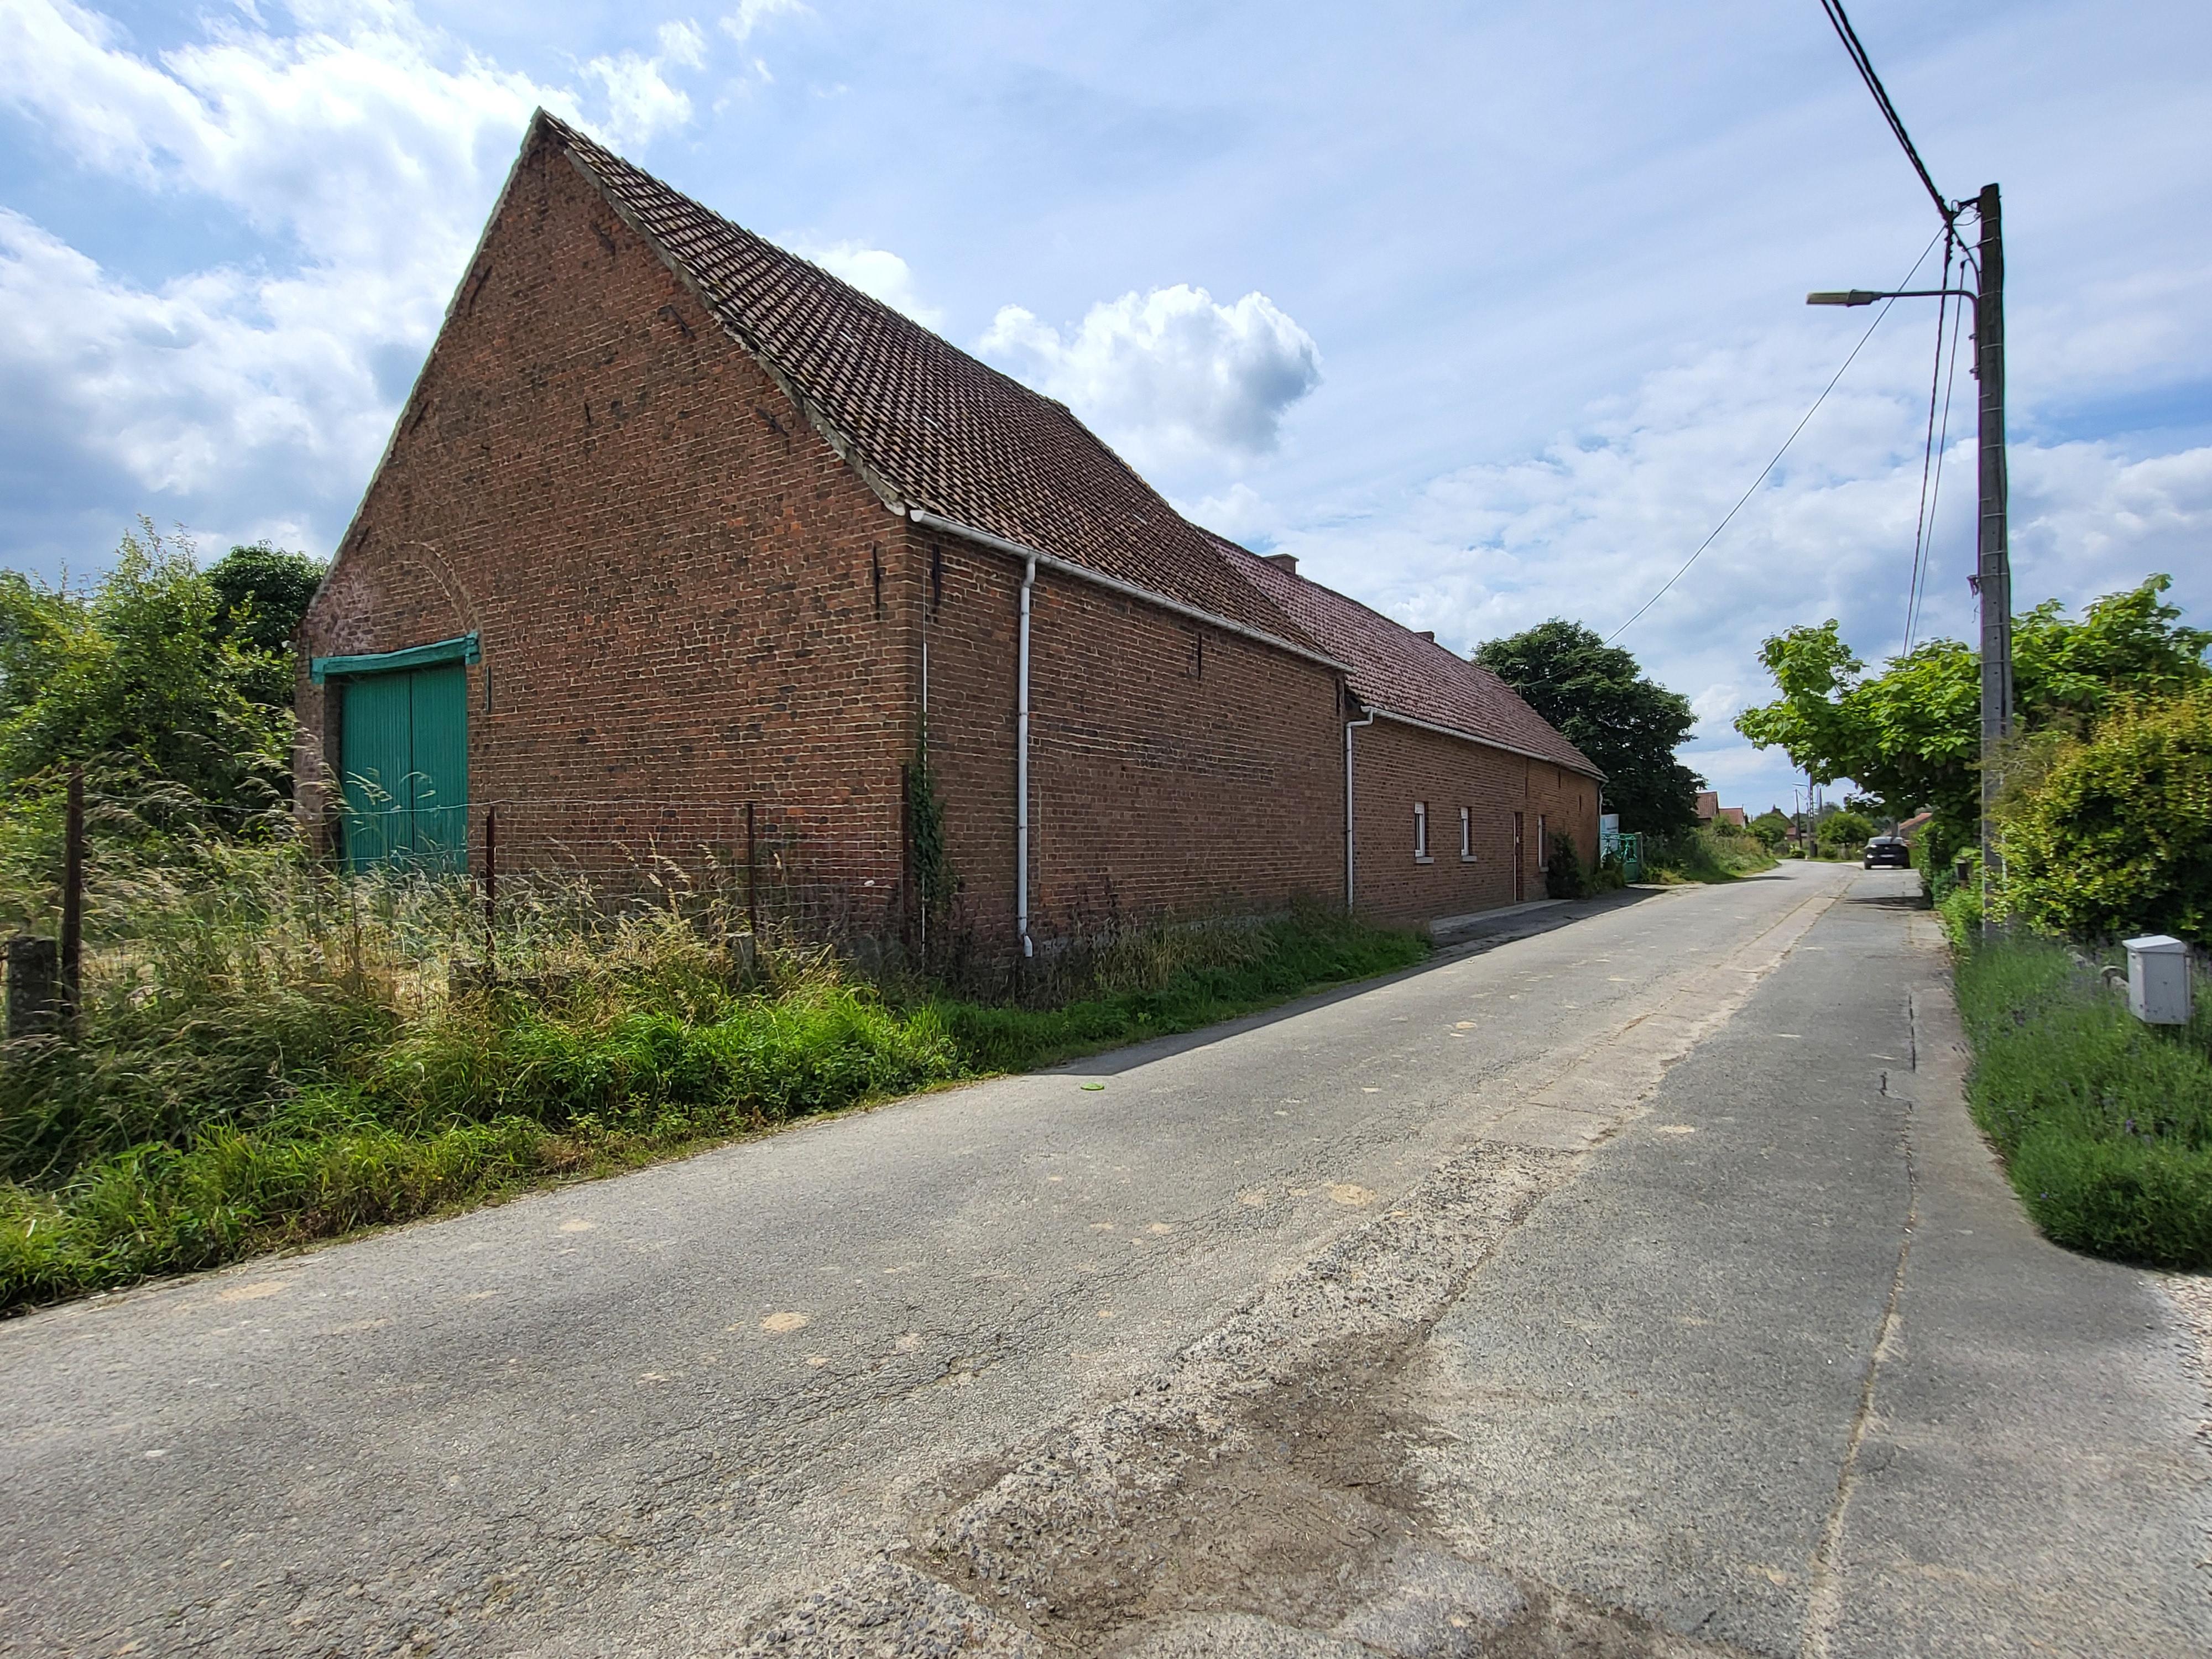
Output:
[
  {"xmin": 1808, "ymin": 183, "xmax": 2010, "ymax": 918},
  {"xmin": 1805, "ymin": 289, "xmax": 1973, "ymax": 306}
]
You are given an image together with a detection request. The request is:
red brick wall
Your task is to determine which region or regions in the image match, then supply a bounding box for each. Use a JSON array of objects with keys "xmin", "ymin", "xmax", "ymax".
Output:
[
  {"xmin": 910, "ymin": 530, "xmax": 1343, "ymax": 946},
  {"xmin": 298, "ymin": 133, "xmax": 913, "ymax": 931},
  {"xmin": 297, "ymin": 125, "xmax": 1591, "ymax": 952},
  {"xmin": 1351, "ymin": 717, "xmax": 1600, "ymax": 926}
]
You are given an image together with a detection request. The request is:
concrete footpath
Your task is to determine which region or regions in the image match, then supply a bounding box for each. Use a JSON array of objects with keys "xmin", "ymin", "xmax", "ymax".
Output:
[{"xmin": 1404, "ymin": 889, "xmax": 2211, "ymax": 1657}]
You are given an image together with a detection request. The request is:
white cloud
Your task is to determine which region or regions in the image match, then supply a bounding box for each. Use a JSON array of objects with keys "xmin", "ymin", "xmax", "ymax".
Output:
[
  {"xmin": 1262, "ymin": 327, "xmax": 2212, "ymax": 811},
  {"xmin": 980, "ymin": 285, "xmax": 1321, "ymax": 478},
  {"xmin": 584, "ymin": 16, "xmax": 722, "ymax": 148},
  {"xmin": 656, "ymin": 19, "xmax": 708, "ymax": 69},
  {"xmin": 721, "ymin": 0, "xmax": 808, "ymax": 46},
  {"xmin": 0, "ymin": 0, "xmax": 707, "ymax": 560},
  {"xmin": 799, "ymin": 240, "xmax": 945, "ymax": 328},
  {"xmin": 1175, "ymin": 481, "xmax": 1273, "ymax": 544},
  {"xmin": 0, "ymin": 207, "xmax": 380, "ymax": 493},
  {"xmin": 580, "ymin": 48, "xmax": 692, "ymax": 149}
]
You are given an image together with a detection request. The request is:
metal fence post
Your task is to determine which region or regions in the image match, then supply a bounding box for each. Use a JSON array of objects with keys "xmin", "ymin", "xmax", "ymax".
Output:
[
  {"xmin": 60, "ymin": 764, "xmax": 84, "ymax": 1030},
  {"xmin": 745, "ymin": 802, "xmax": 759, "ymax": 938},
  {"xmin": 482, "ymin": 803, "xmax": 498, "ymax": 982}
]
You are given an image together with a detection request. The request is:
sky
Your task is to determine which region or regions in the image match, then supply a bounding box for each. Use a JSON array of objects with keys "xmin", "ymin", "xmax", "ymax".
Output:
[{"xmin": 2, "ymin": 0, "xmax": 2207, "ymax": 815}]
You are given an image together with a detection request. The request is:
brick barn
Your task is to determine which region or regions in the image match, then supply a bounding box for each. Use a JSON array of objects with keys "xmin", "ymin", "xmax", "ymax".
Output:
[{"xmin": 296, "ymin": 111, "xmax": 1600, "ymax": 951}]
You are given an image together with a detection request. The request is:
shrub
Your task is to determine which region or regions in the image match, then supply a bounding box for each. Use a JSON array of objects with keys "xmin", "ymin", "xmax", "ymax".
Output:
[
  {"xmin": 1545, "ymin": 832, "xmax": 1589, "ymax": 899},
  {"xmin": 0, "ymin": 835, "xmax": 1426, "ymax": 1311},
  {"xmin": 1937, "ymin": 880, "xmax": 1983, "ymax": 950},
  {"xmin": 1954, "ymin": 931, "xmax": 2212, "ymax": 1267},
  {"xmin": 2000, "ymin": 684, "xmax": 2212, "ymax": 943},
  {"xmin": 1641, "ymin": 826, "xmax": 1776, "ymax": 884},
  {"xmin": 1821, "ymin": 808, "xmax": 1874, "ymax": 854}
]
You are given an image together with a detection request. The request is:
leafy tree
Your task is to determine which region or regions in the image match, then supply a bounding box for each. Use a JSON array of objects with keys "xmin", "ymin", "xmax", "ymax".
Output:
[
  {"xmin": 1474, "ymin": 620, "xmax": 1702, "ymax": 833},
  {"xmin": 0, "ymin": 525, "xmax": 295, "ymax": 821},
  {"xmin": 207, "ymin": 541, "xmax": 325, "ymax": 653},
  {"xmin": 1734, "ymin": 576, "xmax": 2209, "ymax": 870},
  {"xmin": 1822, "ymin": 808, "xmax": 1874, "ymax": 853},
  {"xmin": 1747, "ymin": 807, "xmax": 1791, "ymax": 850},
  {"xmin": 2015, "ymin": 579, "xmax": 2212, "ymax": 731},
  {"xmin": 2001, "ymin": 685, "xmax": 2212, "ymax": 941}
]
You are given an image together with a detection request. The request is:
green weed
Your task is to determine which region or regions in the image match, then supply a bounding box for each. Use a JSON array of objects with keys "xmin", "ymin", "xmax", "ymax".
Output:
[
  {"xmin": 0, "ymin": 843, "xmax": 1423, "ymax": 1311},
  {"xmin": 1641, "ymin": 826, "xmax": 1777, "ymax": 885},
  {"xmin": 1954, "ymin": 931, "xmax": 2212, "ymax": 1267}
]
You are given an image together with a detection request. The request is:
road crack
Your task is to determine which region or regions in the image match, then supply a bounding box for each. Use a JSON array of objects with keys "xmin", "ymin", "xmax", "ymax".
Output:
[{"xmin": 1796, "ymin": 992, "xmax": 1923, "ymax": 1659}]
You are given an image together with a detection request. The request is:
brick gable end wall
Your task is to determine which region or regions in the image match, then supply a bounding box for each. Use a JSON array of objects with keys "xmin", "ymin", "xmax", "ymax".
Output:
[{"xmin": 297, "ymin": 134, "xmax": 913, "ymax": 926}]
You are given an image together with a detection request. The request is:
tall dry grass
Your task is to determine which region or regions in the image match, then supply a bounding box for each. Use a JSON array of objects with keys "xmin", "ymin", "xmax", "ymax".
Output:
[{"xmin": 1, "ymin": 825, "xmax": 1423, "ymax": 1310}]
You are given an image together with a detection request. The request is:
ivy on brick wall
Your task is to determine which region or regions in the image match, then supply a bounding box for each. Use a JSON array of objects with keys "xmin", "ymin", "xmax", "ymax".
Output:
[{"xmin": 907, "ymin": 725, "xmax": 959, "ymax": 943}]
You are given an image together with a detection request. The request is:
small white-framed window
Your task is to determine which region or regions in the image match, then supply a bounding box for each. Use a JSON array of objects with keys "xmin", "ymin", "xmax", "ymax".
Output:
[
  {"xmin": 1459, "ymin": 805, "xmax": 1474, "ymax": 860},
  {"xmin": 1414, "ymin": 801, "xmax": 1431, "ymax": 862},
  {"xmin": 1537, "ymin": 815, "xmax": 1548, "ymax": 868}
]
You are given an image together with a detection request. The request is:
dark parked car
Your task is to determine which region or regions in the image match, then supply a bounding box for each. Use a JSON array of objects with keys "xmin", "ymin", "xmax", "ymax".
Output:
[{"xmin": 1864, "ymin": 836, "xmax": 1911, "ymax": 869}]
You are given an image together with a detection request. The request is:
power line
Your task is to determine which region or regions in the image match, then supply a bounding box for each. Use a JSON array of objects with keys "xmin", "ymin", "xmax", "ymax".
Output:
[
  {"xmin": 1606, "ymin": 227, "xmax": 1948, "ymax": 644},
  {"xmin": 1905, "ymin": 269, "xmax": 1970, "ymax": 651},
  {"xmin": 1900, "ymin": 227, "xmax": 1955, "ymax": 654},
  {"xmin": 1818, "ymin": 0, "xmax": 1955, "ymax": 231}
]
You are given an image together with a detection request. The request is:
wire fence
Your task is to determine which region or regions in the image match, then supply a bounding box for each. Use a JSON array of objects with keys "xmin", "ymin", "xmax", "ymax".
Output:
[
  {"xmin": 310, "ymin": 796, "xmax": 903, "ymax": 946},
  {"xmin": 1, "ymin": 785, "xmax": 917, "ymax": 1037}
]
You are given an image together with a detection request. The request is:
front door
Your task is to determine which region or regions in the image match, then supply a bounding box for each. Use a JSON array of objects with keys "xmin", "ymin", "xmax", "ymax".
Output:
[{"xmin": 340, "ymin": 662, "xmax": 468, "ymax": 873}]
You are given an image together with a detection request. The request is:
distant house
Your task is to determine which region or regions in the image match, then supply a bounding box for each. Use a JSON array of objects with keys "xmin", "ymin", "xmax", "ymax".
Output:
[
  {"xmin": 296, "ymin": 111, "xmax": 1600, "ymax": 950},
  {"xmin": 1695, "ymin": 792, "xmax": 1747, "ymax": 830},
  {"xmin": 1898, "ymin": 810, "xmax": 1934, "ymax": 841}
]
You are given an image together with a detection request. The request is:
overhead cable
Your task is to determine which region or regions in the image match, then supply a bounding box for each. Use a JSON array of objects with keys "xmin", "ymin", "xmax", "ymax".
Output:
[
  {"xmin": 1906, "ymin": 274, "xmax": 1970, "ymax": 651},
  {"xmin": 1818, "ymin": 0, "xmax": 1956, "ymax": 232},
  {"xmin": 1605, "ymin": 228, "xmax": 1948, "ymax": 644},
  {"xmin": 1900, "ymin": 227, "xmax": 1955, "ymax": 654}
]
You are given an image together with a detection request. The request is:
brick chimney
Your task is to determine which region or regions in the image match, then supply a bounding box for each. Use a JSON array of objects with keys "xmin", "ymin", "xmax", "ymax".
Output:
[{"xmin": 1264, "ymin": 553, "xmax": 1298, "ymax": 575}]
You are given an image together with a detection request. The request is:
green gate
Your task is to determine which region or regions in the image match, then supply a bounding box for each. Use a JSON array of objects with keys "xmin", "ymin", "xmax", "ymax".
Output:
[{"xmin": 311, "ymin": 635, "xmax": 477, "ymax": 874}]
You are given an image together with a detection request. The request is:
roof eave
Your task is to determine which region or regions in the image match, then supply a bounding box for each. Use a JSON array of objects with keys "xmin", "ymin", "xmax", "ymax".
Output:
[
  {"xmin": 1365, "ymin": 705, "xmax": 1606, "ymax": 782},
  {"xmin": 910, "ymin": 508, "xmax": 1352, "ymax": 677},
  {"xmin": 551, "ymin": 132, "xmax": 914, "ymax": 521}
]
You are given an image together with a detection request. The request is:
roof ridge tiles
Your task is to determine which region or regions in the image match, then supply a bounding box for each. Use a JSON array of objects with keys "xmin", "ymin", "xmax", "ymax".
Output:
[
  {"xmin": 527, "ymin": 116, "xmax": 1321, "ymax": 647},
  {"xmin": 1203, "ymin": 530, "xmax": 1600, "ymax": 780}
]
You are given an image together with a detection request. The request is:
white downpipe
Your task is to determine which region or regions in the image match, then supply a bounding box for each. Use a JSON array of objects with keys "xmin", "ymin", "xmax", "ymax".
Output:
[
  {"xmin": 1016, "ymin": 556, "xmax": 1036, "ymax": 957},
  {"xmin": 1344, "ymin": 706, "xmax": 1375, "ymax": 912}
]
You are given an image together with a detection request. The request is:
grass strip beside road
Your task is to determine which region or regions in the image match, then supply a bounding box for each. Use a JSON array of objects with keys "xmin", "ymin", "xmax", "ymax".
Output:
[
  {"xmin": 0, "ymin": 905, "xmax": 1425, "ymax": 1313},
  {"xmin": 1955, "ymin": 932, "xmax": 2212, "ymax": 1268}
]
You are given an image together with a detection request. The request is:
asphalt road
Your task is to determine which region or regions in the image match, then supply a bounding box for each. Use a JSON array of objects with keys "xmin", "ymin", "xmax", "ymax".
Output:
[{"xmin": 2, "ymin": 864, "xmax": 2204, "ymax": 1657}]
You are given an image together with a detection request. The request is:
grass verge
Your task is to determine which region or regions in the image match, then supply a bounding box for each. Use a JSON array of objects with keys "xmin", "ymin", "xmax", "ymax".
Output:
[
  {"xmin": 1954, "ymin": 931, "xmax": 2212, "ymax": 1267},
  {"xmin": 1642, "ymin": 826, "xmax": 1779, "ymax": 885},
  {"xmin": 1, "ymin": 895, "xmax": 1423, "ymax": 1312}
]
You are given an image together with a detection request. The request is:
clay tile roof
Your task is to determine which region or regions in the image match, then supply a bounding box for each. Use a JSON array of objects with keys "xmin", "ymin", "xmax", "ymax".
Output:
[
  {"xmin": 536, "ymin": 113, "xmax": 1318, "ymax": 654},
  {"xmin": 1211, "ymin": 536, "xmax": 1601, "ymax": 779}
]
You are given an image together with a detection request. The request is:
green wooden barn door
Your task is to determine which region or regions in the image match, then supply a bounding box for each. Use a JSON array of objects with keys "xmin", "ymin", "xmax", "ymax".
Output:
[
  {"xmin": 408, "ymin": 662, "xmax": 468, "ymax": 874},
  {"xmin": 340, "ymin": 665, "xmax": 468, "ymax": 874},
  {"xmin": 341, "ymin": 671, "xmax": 414, "ymax": 870}
]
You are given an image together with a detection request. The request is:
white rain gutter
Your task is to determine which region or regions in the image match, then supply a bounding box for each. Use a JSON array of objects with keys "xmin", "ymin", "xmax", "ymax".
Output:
[
  {"xmin": 1344, "ymin": 705, "xmax": 1376, "ymax": 912},
  {"xmin": 1016, "ymin": 555, "xmax": 1037, "ymax": 958}
]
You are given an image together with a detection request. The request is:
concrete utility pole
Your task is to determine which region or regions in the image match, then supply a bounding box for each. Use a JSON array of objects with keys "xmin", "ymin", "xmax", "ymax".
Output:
[
  {"xmin": 1810, "ymin": 184, "xmax": 2013, "ymax": 906},
  {"xmin": 1971, "ymin": 183, "xmax": 2012, "ymax": 906}
]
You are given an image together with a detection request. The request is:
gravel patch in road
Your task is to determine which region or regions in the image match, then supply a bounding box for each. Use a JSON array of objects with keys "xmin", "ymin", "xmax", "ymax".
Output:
[{"xmin": 738, "ymin": 1139, "xmax": 1755, "ymax": 1658}]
